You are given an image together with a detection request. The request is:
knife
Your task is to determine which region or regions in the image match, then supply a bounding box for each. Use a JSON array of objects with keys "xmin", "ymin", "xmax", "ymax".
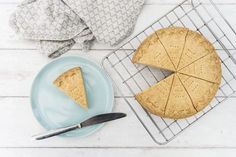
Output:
[{"xmin": 32, "ymin": 112, "xmax": 126, "ymax": 140}]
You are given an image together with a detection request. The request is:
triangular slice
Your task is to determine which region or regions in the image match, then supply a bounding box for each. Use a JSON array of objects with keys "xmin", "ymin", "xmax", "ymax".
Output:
[
  {"xmin": 156, "ymin": 27, "xmax": 189, "ymax": 69},
  {"xmin": 132, "ymin": 32, "xmax": 175, "ymax": 71},
  {"xmin": 179, "ymin": 53, "xmax": 222, "ymax": 84},
  {"xmin": 53, "ymin": 67, "xmax": 88, "ymax": 109},
  {"xmin": 135, "ymin": 75, "xmax": 174, "ymax": 117},
  {"xmin": 178, "ymin": 73, "xmax": 219, "ymax": 111},
  {"xmin": 177, "ymin": 30, "xmax": 215, "ymax": 70},
  {"xmin": 165, "ymin": 74, "xmax": 197, "ymax": 119}
]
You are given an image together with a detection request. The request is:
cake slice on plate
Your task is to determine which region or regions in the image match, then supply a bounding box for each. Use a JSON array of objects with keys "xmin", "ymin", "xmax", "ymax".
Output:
[{"xmin": 53, "ymin": 67, "xmax": 88, "ymax": 110}]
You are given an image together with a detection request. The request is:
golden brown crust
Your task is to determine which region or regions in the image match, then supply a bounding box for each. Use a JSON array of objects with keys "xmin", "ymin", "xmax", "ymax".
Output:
[
  {"xmin": 53, "ymin": 67, "xmax": 88, "ymax": 110},
  {"xmin": 132, "ymin": 27, "xmax": 221, "ymax": 119}
]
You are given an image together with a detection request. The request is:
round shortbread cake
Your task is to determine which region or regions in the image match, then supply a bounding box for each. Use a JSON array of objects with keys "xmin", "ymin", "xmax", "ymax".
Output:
[{"xmin": 132, "ymin": 27, "xmax": 221, "ymax": 119}]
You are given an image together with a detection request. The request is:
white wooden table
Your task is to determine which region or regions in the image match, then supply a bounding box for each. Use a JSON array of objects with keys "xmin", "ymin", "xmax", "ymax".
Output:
[{"xmin": 1, "ymin": 0, "xmax": 236, "ymax": 156}]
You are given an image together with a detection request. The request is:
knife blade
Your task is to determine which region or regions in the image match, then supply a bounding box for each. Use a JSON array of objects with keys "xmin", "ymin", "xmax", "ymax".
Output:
[{"xmin": 32, "ymin": 112, "xmax": 126, "ymax": 140}]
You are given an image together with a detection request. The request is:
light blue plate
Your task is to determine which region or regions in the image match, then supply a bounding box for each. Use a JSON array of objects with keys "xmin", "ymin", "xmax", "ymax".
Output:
[{"xmin": 31, "ymin": 56, "xmax": 114, "ymax": 137}]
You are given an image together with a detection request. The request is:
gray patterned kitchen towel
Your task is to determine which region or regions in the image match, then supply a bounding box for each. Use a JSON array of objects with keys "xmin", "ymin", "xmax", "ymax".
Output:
[{"xmin": 10, "ymin": 0, "xmax": 144, "ymax": 58}]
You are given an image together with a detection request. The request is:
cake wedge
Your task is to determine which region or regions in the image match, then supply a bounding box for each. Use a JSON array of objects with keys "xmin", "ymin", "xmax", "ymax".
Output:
[
  {"xmin": 132, "ymin": 32, "xmax": 175, "ymax": 71},
  {"xmin": 53, "ymin": 67, "xmax": 88, "ymax": 110},
  {"xmin": 135, "ymin": 75, "xmax": 174, "ymax": 117}
]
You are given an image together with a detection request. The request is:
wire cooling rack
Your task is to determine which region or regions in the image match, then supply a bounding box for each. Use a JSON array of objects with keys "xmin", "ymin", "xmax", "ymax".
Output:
[{"xmin": 102, "ymin": 0, "xmax": 236, "ymax": 144}]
